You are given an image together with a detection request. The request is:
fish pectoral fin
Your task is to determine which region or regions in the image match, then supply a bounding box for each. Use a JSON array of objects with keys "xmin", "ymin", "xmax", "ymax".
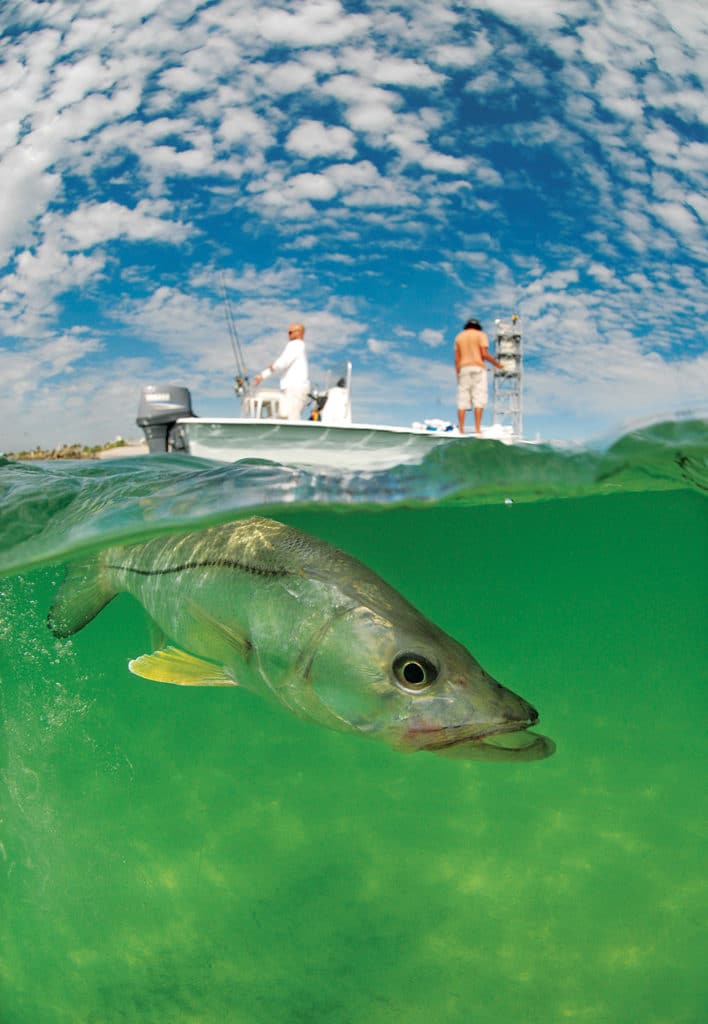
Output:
[
  {"xmin": 147, "ymin": 617, "xmax": 168, "ymax": 653},
  {"xmin": 186, "ymin": 600, "xmax": 252, "ymax": 661},
  {"xmin": 48, "ymin": 558, "xmax": 116, "ymax": 638},
  {"xmin": 128, "ymin": 646, "xmax": 238, "ymax": 687}
]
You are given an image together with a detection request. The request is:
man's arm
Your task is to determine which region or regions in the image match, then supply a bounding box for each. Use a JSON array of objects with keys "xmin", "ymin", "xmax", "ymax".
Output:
[
  {"xmin": 480, "ymin": 333, "xmax": 504, "ymax": 371},
  {"xmin": 454, "ymin": 337, "xmax": 461, "ymax": 376},
  {"xmin": 272, "ymin": 339, "xmax": 299, "ymax": 374},
  {"xmin": 482, "ymin": 350, "xmax": 504, "ymax": 370},
  {"xmin": 255, "ymin": 340, "xmax": 293, "ymax": 385}
]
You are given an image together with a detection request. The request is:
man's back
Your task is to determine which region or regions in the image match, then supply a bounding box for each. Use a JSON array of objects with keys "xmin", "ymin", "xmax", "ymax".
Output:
[{"xmin": 455, "ymin": 327, "xmax": 489, "ymax": 369}]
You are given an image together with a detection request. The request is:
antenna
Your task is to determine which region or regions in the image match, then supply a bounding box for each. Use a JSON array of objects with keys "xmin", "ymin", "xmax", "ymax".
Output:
[
  {"xmin": 218, "ymin": 273, "xmax": 250, "ymax": 396},
  {"xmin": 492, "ymin": 315, "xmax": 523, "ymax": 440}
]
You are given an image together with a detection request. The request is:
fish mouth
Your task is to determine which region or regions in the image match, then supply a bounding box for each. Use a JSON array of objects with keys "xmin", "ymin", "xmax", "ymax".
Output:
[
  {"xmin": 406, "ymin": 721, "xmax": 556, "ymax": 762},
  {"xmin": 407, "ymin": 719, "xmax": 534, "ymax": 751}
]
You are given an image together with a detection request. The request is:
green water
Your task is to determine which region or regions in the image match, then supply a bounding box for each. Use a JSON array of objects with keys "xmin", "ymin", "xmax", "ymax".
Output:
[{"xmin": 1, "ymin": 428, "xmax": 706, "ymax": 1023}]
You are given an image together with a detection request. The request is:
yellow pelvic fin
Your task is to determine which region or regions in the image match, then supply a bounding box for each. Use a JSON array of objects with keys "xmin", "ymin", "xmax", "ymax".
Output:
[{"xmin": 128, "ymin": 646, "xmax": 238, "ymax": 687}]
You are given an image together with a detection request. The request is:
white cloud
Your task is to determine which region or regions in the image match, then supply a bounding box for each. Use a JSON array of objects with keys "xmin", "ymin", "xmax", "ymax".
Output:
[
  {"xmin": 286, "ymin": 120, "xmax": 356, "ymax": 159},
  {"xmin": 289, "ymin": 173, "xmax": 338, "ymax": 201},
  {"xmin": 212, "ymin": 262, "xmax": 303, "ymax": 299},
  {"xmin": 62, "ymin": 199, "xmax": 191, "ymax": 248},
  {"xmin": 261, "ymin": 61, "xmax": 317, "ymax": 95},
  {"xmin": 464, "ymin": 69, "xmax": 502, "ymax": 94},
  {"xmin": 6, "ymin": 332, "xmax": 101, "ymax": 385},
  {"xmin": 0, "ymin": 146, "xmax": 62, "ymax": 264},
  {"xmin": 433, "ymin": 34, "xmax": 494, "ymax": 69},
  {"xmin": 420, "ymin": 329, "xmax": 445, "ymax": 348},
  {"xmin": 0, "ymin": 237, "xmax": 105, "ymax": 338},
  {"xmin": 473, "ymin": 0, "xmax": 591, "ymax": 28},
  {"xmin": 528, "ymin": 345, "xmax": 708, "ymax": 426},
  {"xmin": 0, "ymin": 348, "xmax": 160, "ymax": 451},
  {"xmin": 117, "ymin": 267, "xmax": 363, "ymax": 381},
  {"xmin": 323, "ymin": 75, "xmax": 401, "ymax": 133},
  {"xmin": 159, "ymin": 63, "xmax": 208, "ymax": 95},
  {"xmin": 586, "ymin": 262, "xmax": 615, "ymax": 285},
  {"xmin": 372, "ymin": 57, "xmax": 444, "ymax": 89},
  {"xmin": 219, "ymin": 108, "xmax": 273, "ymax": 148},
  {"xmin": 52, "ymin": 54, "xmax": 116, "ymax": 110},
  {"xmin": 258, "ymin": 1, "xmax": 369, "ymax": 47},
  {"xmin": 139, "ymin": 142, "xmax": 214, "ymax": 186},
  {"xmin": 525, "ymin": 269, "xmax": 580, "ymax": 297},
  {"xmin": 343, "ymin": 180, "xmax": 422, "ymax": 210},
  {"xmin": 382, "ymin": 112, "xmax": 470, "ymax": 174},
  {"xmin": 327, "ymin": 161, "xmax": 380, "ymax": 189},
  {"xmin": 651, "ymin": 201, "xmax": 701, "ymax": 238},
  {"xmin": 367, "ymin": 338, "xmax": 388, "ymax": 356},
  {"xmin": 125, "ymin": 283, "xmax": 234, "ymax": 356}
]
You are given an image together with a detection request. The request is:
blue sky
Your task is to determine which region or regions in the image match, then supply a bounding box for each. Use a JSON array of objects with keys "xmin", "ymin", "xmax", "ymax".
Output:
[{"xmin": 1, "ymin": 0, "xmax": 706, "ymax": 450}]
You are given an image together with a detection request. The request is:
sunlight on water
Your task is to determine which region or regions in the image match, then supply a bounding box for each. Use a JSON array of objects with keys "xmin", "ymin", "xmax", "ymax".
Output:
[{"xmin": 1, "ymin": 421, "xmax": 706, "ymax": 1024}]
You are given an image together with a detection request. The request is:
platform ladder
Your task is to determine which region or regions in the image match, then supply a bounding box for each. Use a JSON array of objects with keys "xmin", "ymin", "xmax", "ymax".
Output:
[{"xmin": 492, "ymin": 315, "xmax": 523, "ymax": 440}]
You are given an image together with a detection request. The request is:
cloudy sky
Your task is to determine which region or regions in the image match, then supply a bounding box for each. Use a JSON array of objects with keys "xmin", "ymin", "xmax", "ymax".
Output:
[{"xmin": 1, "ymin": 0, "xmax": 706, "ymax": 451}]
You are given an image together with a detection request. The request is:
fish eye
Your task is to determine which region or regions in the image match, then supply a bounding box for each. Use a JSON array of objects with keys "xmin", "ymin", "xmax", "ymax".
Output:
[{"xmin": 392, "ymin": 652, "xmax": 438, "ymax": 693}]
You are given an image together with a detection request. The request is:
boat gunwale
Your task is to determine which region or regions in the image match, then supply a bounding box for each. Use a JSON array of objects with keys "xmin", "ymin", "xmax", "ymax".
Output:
[{"xmin": 176, "ymin": 416, "xmax": 466, "ymax": 440}]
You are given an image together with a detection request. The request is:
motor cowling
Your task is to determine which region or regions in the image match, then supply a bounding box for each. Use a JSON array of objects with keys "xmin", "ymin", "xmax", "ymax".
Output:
[{"xmin": 137, "ymin": 385, "xmax": 194, "ymax": 453}]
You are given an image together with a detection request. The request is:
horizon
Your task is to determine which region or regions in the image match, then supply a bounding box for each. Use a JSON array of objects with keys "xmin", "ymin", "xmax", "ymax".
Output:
[{"xmin": 1, "ymin": 0, "xmax": 706, "ymax": 452}]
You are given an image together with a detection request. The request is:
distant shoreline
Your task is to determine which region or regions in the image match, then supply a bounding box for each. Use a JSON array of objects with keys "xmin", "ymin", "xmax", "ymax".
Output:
[{"xmin": 4, "ymin": 439, "xmax": 149, "ymax": 460}]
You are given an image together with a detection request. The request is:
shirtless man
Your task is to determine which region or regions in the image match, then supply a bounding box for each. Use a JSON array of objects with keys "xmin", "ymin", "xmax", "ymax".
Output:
[{"xmin": 454, "ymin": 318, "xmax": 504, "ymax": 434}]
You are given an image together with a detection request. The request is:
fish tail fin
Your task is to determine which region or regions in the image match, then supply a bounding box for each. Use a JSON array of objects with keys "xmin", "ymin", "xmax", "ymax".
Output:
[{"xmin": 47, "ymin": 557, "xmax": 117, "ymax": 638}]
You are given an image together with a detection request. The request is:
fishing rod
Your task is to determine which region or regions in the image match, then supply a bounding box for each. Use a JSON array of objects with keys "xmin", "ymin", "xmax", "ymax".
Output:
[{"xmin": 218, "ymin": 272, "xmax": 250, "ymax": 397}]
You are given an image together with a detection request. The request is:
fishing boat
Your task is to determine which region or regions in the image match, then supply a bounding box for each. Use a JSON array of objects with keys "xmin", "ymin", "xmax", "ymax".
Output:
[
  {"xmin": 136, "ymin": 317, "xmax": 524, "ymax": 471},
  {"xmin": 137, "ymin": 371, "xmax": 515, "ymax": 472}
]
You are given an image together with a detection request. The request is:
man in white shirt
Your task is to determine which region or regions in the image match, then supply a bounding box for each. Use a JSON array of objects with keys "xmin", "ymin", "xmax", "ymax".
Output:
[{"xmin": 254, "ymin": 323, "xmax": 310, "ymax": 420}]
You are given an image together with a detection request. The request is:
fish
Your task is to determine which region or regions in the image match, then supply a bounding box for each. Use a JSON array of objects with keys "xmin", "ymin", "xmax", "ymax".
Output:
[{"xmin": 47, "ymin": 516, "xmax": 554, "ymax": 762}]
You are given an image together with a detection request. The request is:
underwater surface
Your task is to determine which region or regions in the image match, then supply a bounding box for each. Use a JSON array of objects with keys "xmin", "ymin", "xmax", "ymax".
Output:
[{"xmin": 1, "ymin": 421, "xmax": 706, "ymax": 1024}]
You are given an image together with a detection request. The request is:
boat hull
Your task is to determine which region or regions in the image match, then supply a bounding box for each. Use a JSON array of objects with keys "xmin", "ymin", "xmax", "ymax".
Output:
[{"xmin": 177, "ymin": 417, "xmax": 489, "ymax": 471}]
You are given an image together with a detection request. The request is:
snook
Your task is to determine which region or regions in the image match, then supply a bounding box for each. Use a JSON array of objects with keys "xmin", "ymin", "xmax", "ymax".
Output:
[{"xmin": 48, "ymin": 516, "xmax": 554, "ymax": 762}]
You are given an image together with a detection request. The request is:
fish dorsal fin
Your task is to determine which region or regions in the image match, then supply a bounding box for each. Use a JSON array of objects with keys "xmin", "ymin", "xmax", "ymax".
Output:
[{"xmin": 129, "ymin": 646, "xmax": 238, "ymax": 687}]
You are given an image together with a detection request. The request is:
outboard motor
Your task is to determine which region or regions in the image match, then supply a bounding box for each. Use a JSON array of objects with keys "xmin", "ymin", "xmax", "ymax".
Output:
[{"xmin": 137, "ymin": 385, "xmax": 194, "ymax": 453}]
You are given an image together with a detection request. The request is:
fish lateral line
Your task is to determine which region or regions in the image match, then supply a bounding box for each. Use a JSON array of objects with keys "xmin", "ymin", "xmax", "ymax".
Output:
[{"xmin": 103, "ymin": 558, "xmax": 291, "ymax": 579}]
